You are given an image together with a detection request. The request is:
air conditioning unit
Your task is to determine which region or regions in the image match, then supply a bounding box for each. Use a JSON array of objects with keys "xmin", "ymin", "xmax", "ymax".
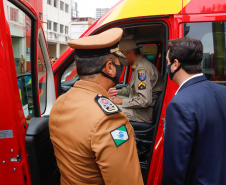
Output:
[{"xmin": 54, "ymin": 33, "xmax": 60, "ymax": 38}]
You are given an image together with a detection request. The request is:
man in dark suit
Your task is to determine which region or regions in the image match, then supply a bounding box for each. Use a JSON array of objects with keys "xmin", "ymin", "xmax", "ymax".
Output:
[{"xmin": 162, "ymin": 37, "xmax": 226, "ymax": 185}]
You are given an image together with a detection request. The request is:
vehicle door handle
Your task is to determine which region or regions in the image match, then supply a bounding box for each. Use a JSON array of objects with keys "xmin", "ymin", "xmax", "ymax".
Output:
[{"xmin": 10, "ymin": 154, "xmax": 21, "ymax": 162}]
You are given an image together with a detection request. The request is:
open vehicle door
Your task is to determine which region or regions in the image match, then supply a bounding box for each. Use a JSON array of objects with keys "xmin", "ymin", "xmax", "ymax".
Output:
[{"xmin": 0, "ymin": 0, "xmax": 57, "ymax": 184}]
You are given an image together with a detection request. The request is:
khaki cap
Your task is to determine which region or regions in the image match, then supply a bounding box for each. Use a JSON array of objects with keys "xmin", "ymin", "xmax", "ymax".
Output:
[
  {"xmin": 68, "ymin": 28, "xmax": 125, "ymax": 58},
  {"xmin": 119, "ymin": 39, "xmax": 138, "ymax": 52}
]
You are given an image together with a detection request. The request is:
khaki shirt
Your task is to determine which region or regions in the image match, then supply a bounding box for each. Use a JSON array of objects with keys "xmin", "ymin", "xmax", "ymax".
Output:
[
  {"xmin": 49, "ymin": 80, "xmax": 143, "ymax": 185},
  {"xmin": 118, "ymin": 56, "xmax": 163, "ymax": 123},
  {"xmin": 20, "ymin": 58, "xmax": 25, "ymax": 64}
]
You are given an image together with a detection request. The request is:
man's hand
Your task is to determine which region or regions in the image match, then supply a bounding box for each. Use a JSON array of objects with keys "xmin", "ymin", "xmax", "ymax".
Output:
[
  {"xmin": 108, "ymin": 87, "xmax": 118, "ymax": 98},
  {"xmin": 111, "ymin": 96, "xmax": 123, "ymax": 105}
]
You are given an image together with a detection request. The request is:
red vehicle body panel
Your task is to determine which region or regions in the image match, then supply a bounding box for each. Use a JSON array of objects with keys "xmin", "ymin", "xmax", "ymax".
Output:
[{"xmin": 0, "ymin": 0, "xmax": 46, "ymax": 184}]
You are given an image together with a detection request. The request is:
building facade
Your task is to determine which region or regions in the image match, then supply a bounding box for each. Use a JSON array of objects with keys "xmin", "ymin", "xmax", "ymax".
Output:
[
  {"xmin": 43, "ymin": 0, "xmax": 71, "ymax": 58},
  {"xmin": 96, "ymin": 8, "xmax": 109, "ymax": 19},
  {"xmin": 70, "ymin": 17, "xmax": 95, "ymax": 39},
  {"xmin": 71, "ymin": 0, "xmax": 79, "ymax": 19}
]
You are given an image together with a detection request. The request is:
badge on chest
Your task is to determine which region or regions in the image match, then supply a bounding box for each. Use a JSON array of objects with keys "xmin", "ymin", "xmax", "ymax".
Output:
[{"xmin": 95, "ymin": 94, "xmax": 121, "ymax": 115}]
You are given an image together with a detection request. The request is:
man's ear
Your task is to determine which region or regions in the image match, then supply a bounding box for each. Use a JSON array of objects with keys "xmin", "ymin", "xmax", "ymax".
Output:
[
  {"xmin": 105, "ymin": 61, "xmax": 114, "ymax": 76},
  {"xmin": 172, "ymin": 59, "xmax": 180, "ymax": 72}
]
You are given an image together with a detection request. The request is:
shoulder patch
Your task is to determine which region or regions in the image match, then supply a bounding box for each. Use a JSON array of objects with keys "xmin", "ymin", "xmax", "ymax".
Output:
[
  {"xmin": 138, "ymin": 82, "xmax": 146, "ymax": 90},
  {"xmin": 137, "ymin": 69, "xmax": 146, "ymax": 81},
  {"xmin": 110, "ymin": 124, "xmax": 129, "ymax": 147},
  {"xmin": 95, "ymin": 94, "xmax": 121, "ymax": 115}
]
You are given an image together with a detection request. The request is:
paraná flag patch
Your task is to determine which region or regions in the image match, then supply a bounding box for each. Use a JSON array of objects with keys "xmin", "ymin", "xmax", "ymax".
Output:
[{"xmin": 110, "ymin": 125, "xmax": 129, "ymax": 147}]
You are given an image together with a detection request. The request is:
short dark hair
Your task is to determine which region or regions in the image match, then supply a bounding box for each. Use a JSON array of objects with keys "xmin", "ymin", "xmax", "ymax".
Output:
[
  {"xmin": 76, "ymin": 54, "xmax": 117, "ymax": 77},
  {"xmin": 168, "ymin": 37, "xmax": 203, "ymax": 74},
  {"xmin": 131, "ymin": 48, "xmax": 141, "ymax": 55}
]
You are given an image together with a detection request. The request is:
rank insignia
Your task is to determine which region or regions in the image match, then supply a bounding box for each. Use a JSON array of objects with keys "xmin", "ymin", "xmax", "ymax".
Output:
[
  {"xmin": 110, "ymin": 124, "xmax": 129, "ymax": 147},
  {"xmin": 138, "ymin": 69, "xmax": 146, "ymax": 81},
  {"xmin": 95, "ymin": 95, "xmax": 121, "ymax": 115},
  {"xmin": 138, "ymin": 82, "xmax": 146, "ymax": 90}
]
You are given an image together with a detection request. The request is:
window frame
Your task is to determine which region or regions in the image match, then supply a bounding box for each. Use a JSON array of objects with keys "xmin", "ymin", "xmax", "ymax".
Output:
[
  {"xmin": 60, "ymin": 1, "xmax": 64, "ymax": 11},
  {"xmin": 60, "ymin": 24, "xmax": 64, "ymax": 33},
  {"xmin": 10, "ymin": 7, "xmax": 19, "ymax": 21},
  {"xmin": 38, "ymin": 29, "xmax": 56, "ymax": 116},
  {"xmin": 65, "ymin": 3, "xmax": 69, "ymax": 13},
  {"xmin": 8, "ymin": 0, "xmax": 40, "ymax": 117},
  {"xmin": 53, "ymin": 22, "xmax": 57, "ymax": 32},
  {"xmin": 47, "ymin": 0, "xmax": 51, "ymax": 5},
  {"xmin": 65, "ymin": 25, "xmax": 68, "ymax": 34},
  {"xmin": 47, "ymin": 20, "xmax": 52, "ymax": 30},
  {"xmin": 53, "ymin": 0, "xmax": 58, "ymax": 8},
  {"xmin": 182, "ymin": 13, "xmax": 226, "ymax": 86}
]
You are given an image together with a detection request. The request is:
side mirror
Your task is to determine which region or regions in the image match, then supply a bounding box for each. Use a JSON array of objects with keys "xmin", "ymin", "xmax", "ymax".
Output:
[{"xmin": 17, "ymin": 74, "xmax": 34, "ymax": 118}]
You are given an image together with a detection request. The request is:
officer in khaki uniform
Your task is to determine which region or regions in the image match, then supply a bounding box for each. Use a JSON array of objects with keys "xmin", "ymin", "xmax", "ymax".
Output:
[
  {"xmin": 20, "ymin": 55, "xmax": 25, "ymax": 73},
  {"xmin": 109, "ymin": 39, "xmax": 163, "ymax": 123},
  {"xmin": 49, "ymin": 28, "xmax": 144, "ymax": 185}
]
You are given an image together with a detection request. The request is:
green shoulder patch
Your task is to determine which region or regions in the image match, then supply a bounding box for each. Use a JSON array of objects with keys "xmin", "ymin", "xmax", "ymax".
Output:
[
  {"xmin": 110, "ymin": 124, "xmax": 129, "ymax": 147},
  {"xmin": 94, "ymin": 94, "xmax": 121, "ymax": 115}
]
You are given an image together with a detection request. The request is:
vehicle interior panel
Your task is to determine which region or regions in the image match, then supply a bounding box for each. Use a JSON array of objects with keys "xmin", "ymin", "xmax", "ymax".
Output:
[{"xmin": 25, "ymin": 118, "xmax": 60, "ymax": 185}]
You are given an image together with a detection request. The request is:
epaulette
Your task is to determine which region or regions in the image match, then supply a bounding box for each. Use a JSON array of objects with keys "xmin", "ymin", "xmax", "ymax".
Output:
[
  {"xmin": 94, "ymin": 94, "xmax": 121, "ymax": 115},
  {"xmin": 132, "ymin": 64, "xmax": 136, "ymax": 69}
]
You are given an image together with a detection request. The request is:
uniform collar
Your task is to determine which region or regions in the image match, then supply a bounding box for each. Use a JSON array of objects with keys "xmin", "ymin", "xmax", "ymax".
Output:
[
  {"xmin": 131, "ymin": 55, "xmax": 143, "ymax": 70},
  {"xmin": 73, "ymin": 80, "xmax": 110, "ymax": 98}
]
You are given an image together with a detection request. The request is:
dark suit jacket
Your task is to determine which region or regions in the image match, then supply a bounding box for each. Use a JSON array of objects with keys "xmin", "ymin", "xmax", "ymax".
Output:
[{"xmin": 162, "ymin": 75, "xmax": 226, "ymax": 185}]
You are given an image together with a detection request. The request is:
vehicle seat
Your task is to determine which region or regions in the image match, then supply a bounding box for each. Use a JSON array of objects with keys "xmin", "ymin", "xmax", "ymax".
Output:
[
  {"xmin": 25, "ymin": 117, "xmax": 60, "ymax": 185},
  {"xmin": 130, "ymin": 90, "xmax": 164, "ymax": 130},
  {"xmin": 130, "ymin": 91, "xmax": 164, "ymax": 180}
]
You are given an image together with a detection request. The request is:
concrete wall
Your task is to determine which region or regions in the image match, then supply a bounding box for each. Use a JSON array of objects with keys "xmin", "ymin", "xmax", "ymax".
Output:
[
  {"xmin": 60, "ymin": 44, "xmax": 68, "ymax": 55},
  {"xmin": 43, "ymin": 0, "xmax": 71, "ymax": 58},
  {"xmin": 70, "ymin": 18, "xmax": 95, "ymax": 39},
  {"xmin": 48, "ymin": 44, "xmax": 56, "ymax": 58},
  {"xmin": 71, "ymin": 23, "xmax": 89, "ymax": 39}
]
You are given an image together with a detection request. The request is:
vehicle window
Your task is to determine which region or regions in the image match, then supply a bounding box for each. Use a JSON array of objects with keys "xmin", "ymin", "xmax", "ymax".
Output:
[
  {"xmin": 61, "ymin": 61, "xmax": 77, "ymax": 83},
  {"xmin": 184, "ymin": 22, "xmax": 226, "ymax": 86},
  {"xmin": 7, "ymin": 1, "xmax": 35, "ymax": 119},
  {"xmin": 37, "ymin": 40, "xmax": 47, "ymax": 114}
]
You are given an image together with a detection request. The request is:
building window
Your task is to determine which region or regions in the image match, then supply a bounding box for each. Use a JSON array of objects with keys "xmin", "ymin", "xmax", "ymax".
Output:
[
  {"xmin": 39, "ymin": 13, "xmax": 42, "ymax": 21},
  {"xmin": 60, "ymin": 1, "xmax": 64, "ymax": 11},
  {"xmin": 53, "ymin": 22, "xmax": 58, "ymax": 32},
  {"xmin": 60, "ymin": 24, "xmax": 64, "ymax": 33},
  {"xmin": 10, "ymin": 7, "xmax": 19, "ymax": 22},
  {"xmin": 65, "ymin": 4, "xmax": 69, "ymax": 13},
  {"xmin": 47, "ymin": 20, "xmax": 52, "ymax": 30},
  {"xmin": 53, "ymin": 0, "xmax": 58, "ymax": 8},
  {"xmin": 65, "ymin": 26, "xmax": 68, "ymax": 34},
  {"xmin": 47, "ymin": 0, "xmax": 51, "ymax": 5}
]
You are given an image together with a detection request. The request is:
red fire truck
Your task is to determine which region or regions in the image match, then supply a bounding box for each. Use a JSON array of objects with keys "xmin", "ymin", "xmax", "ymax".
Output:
[{"xmin": 1, "ymin": 0, "xmax": 226, "ymax": 184}]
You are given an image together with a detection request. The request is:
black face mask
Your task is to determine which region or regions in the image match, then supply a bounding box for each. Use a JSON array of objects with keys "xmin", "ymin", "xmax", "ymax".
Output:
[
  {"xmin": 167, "ymin": 62, "xmax": 181, "ymax": 80},
  {"xmin": 80, "ymin": 61, "xmax": 122, "ymax": 84},
  {"xmin": 100, "ymin": 62, "xmax": 122, "ymax": 84}
]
